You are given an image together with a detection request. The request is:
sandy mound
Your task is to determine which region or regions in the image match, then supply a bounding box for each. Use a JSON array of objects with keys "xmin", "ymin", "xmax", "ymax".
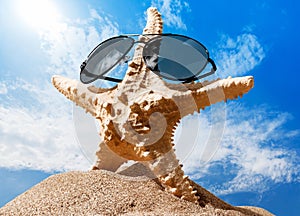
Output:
[{"xmin": 0, "ymin": 168, "xmax": 273, "ymax": 215}]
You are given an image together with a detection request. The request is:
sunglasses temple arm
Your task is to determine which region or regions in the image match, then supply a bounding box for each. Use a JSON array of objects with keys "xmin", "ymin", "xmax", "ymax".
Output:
[
  {"xmin": 102, "ymin": 76, "xmax": 122, "ymax": 83},
  {"xmin": 191, "ymin": 58, "xmax": 217, "ymax": 81},
  {"xmin": 208, "ymin": 58, "xmax": 217, "ymax": 72},
  {"xmin": 194, "ymin": 70, "xmax": 215, "ymax": 80}
]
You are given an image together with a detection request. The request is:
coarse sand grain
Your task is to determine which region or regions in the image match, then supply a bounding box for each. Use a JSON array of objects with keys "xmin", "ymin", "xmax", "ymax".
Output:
[{"xmin": 0, "ymin": 168, "xmax": 274, "ymax": 216}]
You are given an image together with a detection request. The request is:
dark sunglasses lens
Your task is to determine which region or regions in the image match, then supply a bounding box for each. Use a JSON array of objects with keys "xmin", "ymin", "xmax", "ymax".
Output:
[
  {"xmin": 143, "ymin": 35, "xmax": 209, "ymax": 81},
  {"xmin": 80, "ymin": 37, "xmax": 134, "ymax": 83}
]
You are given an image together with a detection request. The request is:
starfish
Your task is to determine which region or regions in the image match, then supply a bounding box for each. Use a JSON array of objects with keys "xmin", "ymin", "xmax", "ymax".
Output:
[{"xmin": 52, "ymin": 7, "xmax": 254, "ymax": 203}]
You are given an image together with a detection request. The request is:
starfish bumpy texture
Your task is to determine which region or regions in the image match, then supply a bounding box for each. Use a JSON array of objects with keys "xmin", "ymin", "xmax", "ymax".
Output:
[{"xmin": 52, "ymin": 7, "xmax": 254, "ymax": 204}]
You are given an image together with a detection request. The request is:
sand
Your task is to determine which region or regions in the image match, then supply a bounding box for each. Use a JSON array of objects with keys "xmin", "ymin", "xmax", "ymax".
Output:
[{"xmin": 0, "ymin": 167, "xmax": 274, "ymax": 216}]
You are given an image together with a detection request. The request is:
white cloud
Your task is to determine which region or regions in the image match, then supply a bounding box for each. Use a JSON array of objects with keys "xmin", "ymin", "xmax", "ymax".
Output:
[
  {"xmin": 39, "ymin": 8, "xmax": 119, "ymax": 79},
  {"xmin": 179, "ymin": 102, "xmax": 300, "ymax": 194},
  {"xmin": 174, "ymin": 102, "xmax": 226, "ymax": 170},
  {"xmin": 175, "ymin": 31, "xmax": 299, "ymax": 194},
  {"xmin": 0, "ymin": 82, "xmax": 8, "ymax": 94},
  {"xmin": 151, "ymin": 0, "xmax": 190, "ymax": 29},
  {"xmin": 0, "ymin": 8, "xmax": 120, "ymax": 172},
  {"xmin": 0, "ymin": 76, "xmax": 93, "ymax": 172},
  {"xmin": 0, "ymin": 106, "xmax": 89, "ymax": 172},
  {"xmin": 0, "ymin": 3, "xmax": 299, "ymax": 198},
  {"xmin": 214, "ymin": 33, "xmax": 265, "ymax": 78},
  {"xmin": 212, "ymin": 104, "xmax": 299, "ymax": 194}
]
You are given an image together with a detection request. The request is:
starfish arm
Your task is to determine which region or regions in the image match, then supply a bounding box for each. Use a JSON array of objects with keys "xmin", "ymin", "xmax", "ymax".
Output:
[
  {"xmin": 194, "ymin": 75, "xmax": 254, "ymax": 107},
  {"xmin": 51, "ymin": 75, "xmax": 111, "ymax": 116},
  {"xmin": 143, "ymin": 7, "xmax": 163, "ymax": 34},
  {"xmin": 92, "ymin": 141, "xmax": 128, "ymax": 171},
  {"xmin": 146, "ymin": 149, "xmax": 199, "ymax": 203},
  {"xmin": 171, "ymin": 76, "xmax": 254, "ymax": 117}
]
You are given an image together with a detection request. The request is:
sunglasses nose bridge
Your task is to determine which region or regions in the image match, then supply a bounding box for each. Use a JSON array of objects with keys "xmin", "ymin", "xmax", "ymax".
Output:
[{"xmin": 127, "ymin": 40, "xmax": 149, "ymax": 64}]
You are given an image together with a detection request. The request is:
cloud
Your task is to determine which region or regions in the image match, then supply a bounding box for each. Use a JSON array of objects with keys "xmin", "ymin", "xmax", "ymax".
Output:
[
  {"xmin": 0, "ymin": 8, "xmax": 120, "ymax": 172},
  {"xmin": 0, "ymin": 107, "xmax": 88, "ymax": 172},
  {"xmin": 178, "ymin": 102, "xmax": 300, "ymax": 195},
  {"xmin": 212, "ymin": 104, "xmax": 299, "ymax": 194},
  {"xmin": 151, "ymin": 0, "xmax": 190, "ymax": 29},
  {"xmin": 173, "ymin": 30, "xmax": 298, "ymax": 195},
  {"xmin": 0, "ymin": 77, "xmax": 91, "ymax": 172},
  {"xmin": 214, "ymin": 33, "xmax": 265, "ymax": 78},
  {"xmin": 0, "ymin": 82, "xmax": 7, "ymax": 94},
  {"xmin": 39, "ymin": 8, "xmax": 119, "ymax": 79},
  {"xmin": 1, "ymin": 3, "xmax": 299, "ymax": 198}
]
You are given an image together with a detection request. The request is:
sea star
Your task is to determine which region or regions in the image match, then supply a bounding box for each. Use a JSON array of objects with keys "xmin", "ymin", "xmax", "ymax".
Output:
[{"xmin": 52, "ymin": 7, "xmax": 254, "ymax": 203}]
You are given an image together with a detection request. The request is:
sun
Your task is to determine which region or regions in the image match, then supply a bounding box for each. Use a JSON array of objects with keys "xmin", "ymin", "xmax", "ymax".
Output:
[{"xmin": 16, "ymin": 0, "xmax": 61, "ymax": 29}]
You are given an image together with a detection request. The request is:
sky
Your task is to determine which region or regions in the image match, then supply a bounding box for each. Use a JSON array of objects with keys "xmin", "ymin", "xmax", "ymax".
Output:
[{"xmin": 0, "ymin": 0, "xmax": 299, "ymax": 215}]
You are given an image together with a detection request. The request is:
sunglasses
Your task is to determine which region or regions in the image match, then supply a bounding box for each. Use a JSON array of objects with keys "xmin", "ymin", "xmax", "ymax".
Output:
[{"xmin": 80, "ymin": 34, "xmax": 217, "ymax": 84}]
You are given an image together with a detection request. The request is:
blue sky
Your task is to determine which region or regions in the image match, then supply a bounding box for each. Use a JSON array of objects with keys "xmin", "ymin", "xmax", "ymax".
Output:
[{"xmin": 0, "ymin": 0, "xmax": 299, "ymax": 215}]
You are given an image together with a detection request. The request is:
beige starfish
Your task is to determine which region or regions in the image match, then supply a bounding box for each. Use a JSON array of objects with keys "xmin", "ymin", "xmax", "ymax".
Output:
[{"xmin": 52, "ymin": 7, "xmax": 254, "ymax": 203}]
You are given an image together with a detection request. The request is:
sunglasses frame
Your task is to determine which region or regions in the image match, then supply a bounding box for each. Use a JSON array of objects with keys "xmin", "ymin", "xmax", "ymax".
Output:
[{"xmin": 80, "ymin": 33, "xmax": 217, "ymax": 84}]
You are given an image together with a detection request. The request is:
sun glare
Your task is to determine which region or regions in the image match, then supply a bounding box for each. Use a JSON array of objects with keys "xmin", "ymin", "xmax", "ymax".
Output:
[{"xmin": 17, "ymin": 0, "xmax": 61, "ymax": 29}]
